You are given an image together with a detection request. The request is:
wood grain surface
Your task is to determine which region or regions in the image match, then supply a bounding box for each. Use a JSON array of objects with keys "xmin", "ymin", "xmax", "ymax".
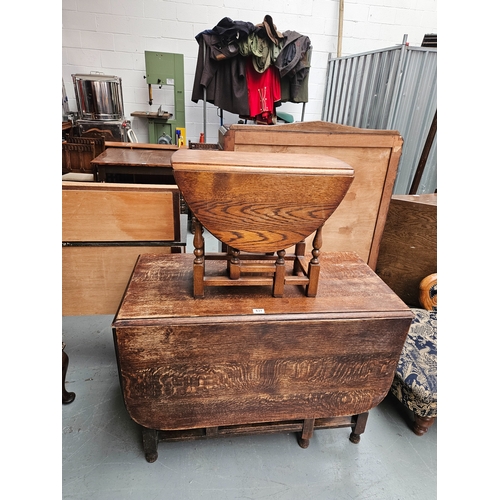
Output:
[
  {"xmin": 376, "ymin": 194, "xmax": 437, "ymax": 306},
  {"xmin": 171, "ymin": 150, "xmax": 354, "ymax": 252},
  {"xmin": 63, "ymin": 246, "xmax": 176, "ymax": 316},
  {"xmin": 62, "ymin": 182, "xmax": 180, "ymax": 242},
  {"xmin": 220, "ymin": 121, "xmax": 403, "ymax": 268}
]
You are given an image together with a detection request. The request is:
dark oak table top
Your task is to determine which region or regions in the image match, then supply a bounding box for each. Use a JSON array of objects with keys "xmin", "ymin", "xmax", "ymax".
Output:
[
  {"xmin": 91, "ymin": 147, "xmax": 176, "ymax": 168},
  {"xmin": 113, "ymin": 252, "xmax": 412, "ymax": 323}
]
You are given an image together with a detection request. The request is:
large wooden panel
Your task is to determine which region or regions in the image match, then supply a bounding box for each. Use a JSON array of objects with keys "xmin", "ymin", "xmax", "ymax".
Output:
[
  {"xmin": 62, "ymin": 182, "xmax": 180, "ymax": 242},
  {"xmin": 62, "ymin": 246, "xmax": 175, "ymax": 316},
  {"xmin": 221, "ymin": 121, "xmax": 403, "ymax": 269},
  {"xmin": 376, "ymin": 193, "xmax": 437, "ymax": 306}
]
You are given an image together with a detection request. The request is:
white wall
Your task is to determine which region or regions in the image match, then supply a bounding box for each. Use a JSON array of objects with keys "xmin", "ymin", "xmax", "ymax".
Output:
[{"xmin": 62, "ymin": 0, "xmax": 437, "ymax": 144}]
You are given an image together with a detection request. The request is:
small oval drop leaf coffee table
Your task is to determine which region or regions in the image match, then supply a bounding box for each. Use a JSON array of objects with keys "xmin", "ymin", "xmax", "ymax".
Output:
[{"xmin": 171, "ymin": 150, "xmax": 355, "ymax": 298}]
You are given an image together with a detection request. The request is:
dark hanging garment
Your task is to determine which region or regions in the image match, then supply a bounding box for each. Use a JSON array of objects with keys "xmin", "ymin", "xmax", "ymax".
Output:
[
  {"xmin": 274, "ymin": 31, "xmax": 312, "ymax": 103},
  {"xmin": 192, "ymin": 19, "xmax": 310, "ymax": 117},
  {"xmin": 211, "ymin": 17, "xmax": 255, "ymax": 46},
  {"xmin": 280, "ymin": 46, "xmax": 312, "ymax": 103},
  {"xmin": 192, "ymin": 19, "xmax": 256, "ymax": 116},
  {"xmin": 192, "ymin": 32, "xmax": 250, "ymax": 116}
]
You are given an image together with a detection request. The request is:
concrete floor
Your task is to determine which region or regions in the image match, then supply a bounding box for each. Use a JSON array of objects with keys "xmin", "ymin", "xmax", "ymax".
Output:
[{"xmin": 62, "ymin": 228, "xmax": 437, "ymax": 499}]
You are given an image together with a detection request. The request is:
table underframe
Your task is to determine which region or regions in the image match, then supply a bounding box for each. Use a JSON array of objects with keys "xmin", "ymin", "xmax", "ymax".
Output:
[{"xmin": 141, "ymin": 413, "xmax": 369, "ymax": 463}]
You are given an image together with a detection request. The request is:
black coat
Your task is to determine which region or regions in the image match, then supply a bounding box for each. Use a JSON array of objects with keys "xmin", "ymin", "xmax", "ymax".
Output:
[{"xmin": 191, "ymin": 19, "xmax": 256, "ymax": 116}]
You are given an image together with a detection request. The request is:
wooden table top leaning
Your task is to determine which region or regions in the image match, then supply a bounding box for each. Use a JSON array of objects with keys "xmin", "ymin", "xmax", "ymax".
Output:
[{"xmin": 112, "ymin": 252, "xmax": 413, "ymax": 462}]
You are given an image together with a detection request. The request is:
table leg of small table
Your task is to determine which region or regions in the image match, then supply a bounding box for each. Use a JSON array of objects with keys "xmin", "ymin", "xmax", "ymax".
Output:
[
  {"xmin": 294, "ymin": 241, "xmax": 306, "ymax": 276},
  {"xmin": 273, "ymin": 250, "xmax": 286, "ymax": 297},
  {"xmin": 193, "ymin": 220, "xmax": 205, "ymax": 298},
  {"xmin": 298, "ymin": 418, "xmax": 315, "ymax": 448},
  {"xmin": 306, "ymin": 227, "xmax": 322, "ymax": 297},
  {"xmin": 349, "ymin": 412, "xmax": 369, "ymax": 444},
  {"xmin": 229, "ymin": 248, "xmax": 241, "ymax": 280},
  {"xmin": 142, "ymin": 428, "xmax": 159, "ymax": 463},
  {"xmin": 306, "ymin": 262, "xmax": 320, "ymax": 297}
]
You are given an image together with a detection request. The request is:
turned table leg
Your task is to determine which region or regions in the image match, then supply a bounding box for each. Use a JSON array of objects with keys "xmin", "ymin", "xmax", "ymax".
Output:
[
  {"xmin": 192, "ymin": 219, "xmax": 205, "ymax": 298},
  {"xmin": 273, "ymin": 250, "xmax": 286, "ymax": 298},
  {"xmin": 298, "ymin": 418, "xmax": 315, "ymax": 448},
  {"xmin": 349, "ymin": 412, "xmax": 369, "ymax": 444},
  {"xmin": 142, "ymin": 428, "xmax": 159, "ymax": 463},
  {"xmin": 229, "ymin": 247, "xmax": 241, "ymax": 280},
  {"xmin": 306, "ymin": 226, "xmax": 323, "ymax": 297},
  {"xmin": 62, "ymin": 343, "xmax": 76, "ymax": 405}
]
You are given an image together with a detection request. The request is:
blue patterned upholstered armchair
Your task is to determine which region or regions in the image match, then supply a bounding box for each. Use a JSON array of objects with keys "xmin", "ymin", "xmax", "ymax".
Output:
[{"xmin": 390, "ymin": 274, "xmax": 437, "ymax": 435}]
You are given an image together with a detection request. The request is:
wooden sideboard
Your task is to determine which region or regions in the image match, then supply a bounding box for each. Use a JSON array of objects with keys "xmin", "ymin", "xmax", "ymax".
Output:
[
  {"xmin": 112, "ymin": 252, "xmax": 413, "ymax": 462},
  {"xmin": 220, "ymin": 121, "xmax": 403, "ymax": 270}
]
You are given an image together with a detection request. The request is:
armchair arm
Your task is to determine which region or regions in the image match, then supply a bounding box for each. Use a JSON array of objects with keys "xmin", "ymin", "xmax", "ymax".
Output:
[{"xmin": 419, "ymin": 273, "xmax": 437, "ymax": 311}]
